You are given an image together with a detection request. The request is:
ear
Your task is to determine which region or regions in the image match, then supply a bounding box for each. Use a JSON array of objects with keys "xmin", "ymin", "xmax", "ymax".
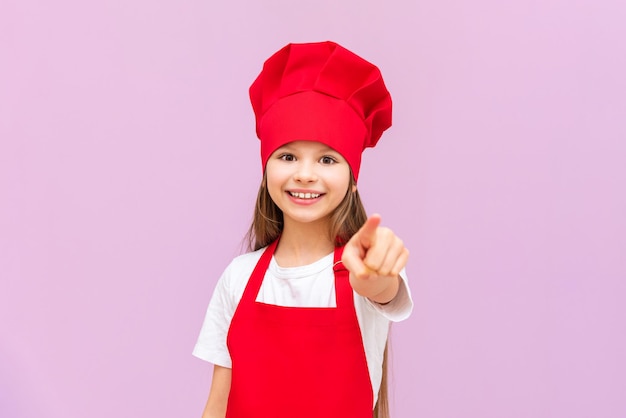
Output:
[{"xmin": 352, "ymin": 184, "xmax": 357, "ymax": 193}]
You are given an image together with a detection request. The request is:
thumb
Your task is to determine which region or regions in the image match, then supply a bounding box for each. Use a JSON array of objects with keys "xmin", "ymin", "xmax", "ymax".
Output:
[{"xmin": 358, "ymin": 214, "xmax": 381, "ymax": 250}]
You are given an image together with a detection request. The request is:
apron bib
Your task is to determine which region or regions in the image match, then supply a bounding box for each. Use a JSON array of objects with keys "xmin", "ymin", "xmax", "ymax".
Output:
[{"xmin": 226, "ymin": 239, "xmax": 373, "ymax": 418}]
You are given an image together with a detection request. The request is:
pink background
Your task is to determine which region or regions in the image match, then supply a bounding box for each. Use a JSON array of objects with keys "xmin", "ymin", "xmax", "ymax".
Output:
[{"xmin": 2, "ymin": 0, "xmax": 625, "ymax": 417}]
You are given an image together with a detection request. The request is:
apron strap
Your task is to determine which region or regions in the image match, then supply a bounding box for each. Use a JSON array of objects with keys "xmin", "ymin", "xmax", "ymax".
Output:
[
  {"xmin": 333, "ymin": 245, "xmax": 354, "ymax": 309},
  {"xmin": 239, "ymin": 239, "xmax": 278, "ymax": 304},
  {"xmin": 241, "ymin": 241, "xmax": 355, "ymax": 310}
]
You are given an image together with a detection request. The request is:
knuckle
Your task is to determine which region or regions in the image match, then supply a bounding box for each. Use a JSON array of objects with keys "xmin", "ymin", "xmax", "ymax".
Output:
[{"xmin": 377, "ymin": 227, "xmax": 389, "ymax": 237}]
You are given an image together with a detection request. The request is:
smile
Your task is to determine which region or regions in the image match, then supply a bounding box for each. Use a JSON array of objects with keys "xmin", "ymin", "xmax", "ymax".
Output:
[{"xmin": 288, "ymin": 191, "xmax": 321, "ymax": 199}]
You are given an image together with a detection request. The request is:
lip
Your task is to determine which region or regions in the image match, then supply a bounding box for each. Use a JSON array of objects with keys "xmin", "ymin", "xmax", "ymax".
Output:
[
  {"xmin": 285, "ymin": 190, "xmax": 324, "ymax": 205},
  {"xmin": 288, "ymin": 189, "xmax": 324, "ymax": 195}
]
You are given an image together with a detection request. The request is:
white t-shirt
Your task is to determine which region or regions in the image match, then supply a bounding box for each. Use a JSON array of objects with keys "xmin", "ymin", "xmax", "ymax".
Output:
[{"xmin": 193, "ymin": 246, "xmax": 413, "ymax": 404}]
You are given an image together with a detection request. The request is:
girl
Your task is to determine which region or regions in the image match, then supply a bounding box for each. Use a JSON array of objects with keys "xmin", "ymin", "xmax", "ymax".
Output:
[{"xmin": 193, "ymin": 41, "xmax": 413, "ymax": 418}]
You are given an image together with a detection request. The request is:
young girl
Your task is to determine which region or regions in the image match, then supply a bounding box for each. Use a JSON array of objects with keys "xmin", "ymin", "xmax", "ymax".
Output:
[{"xmin": 193, "ymin": 41, "xmax": 413, "ymax": 418}]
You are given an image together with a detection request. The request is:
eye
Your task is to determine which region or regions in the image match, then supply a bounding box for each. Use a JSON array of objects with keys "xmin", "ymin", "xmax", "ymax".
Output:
[
  {"xmin": 320, "ymin": 155, "xmax": 337, "ymax": 165},
  {"xmin": 278, "ymin": 153, "xmax": 296, "ymax": 162}
]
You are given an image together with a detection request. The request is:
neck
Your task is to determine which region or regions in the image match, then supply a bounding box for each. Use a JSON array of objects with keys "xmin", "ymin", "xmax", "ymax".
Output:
[{"xmin": 274, "ymin": 218, "xmax": 335, "ymax": 267}]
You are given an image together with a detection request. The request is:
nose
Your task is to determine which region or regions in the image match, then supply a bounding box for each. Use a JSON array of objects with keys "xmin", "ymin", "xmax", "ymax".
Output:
[{"xmin": 293, "ymin": 160, "xmax": 318, "ymax": 183}]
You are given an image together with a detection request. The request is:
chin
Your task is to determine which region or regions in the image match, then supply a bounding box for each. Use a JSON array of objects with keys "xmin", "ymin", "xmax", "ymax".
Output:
[{"xmin": 284, "ymin": 212, "xmax": 332, "ymax": 226}]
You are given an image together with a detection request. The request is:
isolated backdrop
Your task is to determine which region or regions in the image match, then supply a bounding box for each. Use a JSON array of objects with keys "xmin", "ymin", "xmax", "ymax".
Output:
[{"xmin": 1, "ymin": 0, "xmax": 625, "ymax": 417}]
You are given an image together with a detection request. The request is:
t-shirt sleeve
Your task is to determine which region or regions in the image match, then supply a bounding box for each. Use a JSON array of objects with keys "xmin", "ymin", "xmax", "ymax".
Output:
[
  {"xmin": 365, "ymin": 268, "xmax": 413, "ymax": 322},
  {"xmin": 192, "ymin": 264, "xmax": 235, "ymax": 368}
]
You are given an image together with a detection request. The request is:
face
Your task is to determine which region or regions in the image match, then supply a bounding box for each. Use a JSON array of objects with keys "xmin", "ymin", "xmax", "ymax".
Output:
[{"xmin": 265, "ymin": 141, "xmax": 354, "ymax": 229}]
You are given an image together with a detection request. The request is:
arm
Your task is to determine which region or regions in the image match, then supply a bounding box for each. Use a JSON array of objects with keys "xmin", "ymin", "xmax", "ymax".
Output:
[
  {"xmin": 201, "ymin": 365, "xmax": 232, "ymax": 418},
  {"xmin": 341, "ymin": 214, "xmax": 409, "ymax": 304}
]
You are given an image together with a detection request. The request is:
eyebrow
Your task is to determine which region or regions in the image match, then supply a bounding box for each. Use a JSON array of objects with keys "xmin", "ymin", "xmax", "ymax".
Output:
[{"xmin": 279, "ymin": 144, "xmax": 339, "ymax": 154}]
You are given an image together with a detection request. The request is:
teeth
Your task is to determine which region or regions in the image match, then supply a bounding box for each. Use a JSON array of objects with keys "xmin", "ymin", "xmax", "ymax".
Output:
[{"xmin": 290, "ymin": 192, "xmax": 320, "ymax": 199}]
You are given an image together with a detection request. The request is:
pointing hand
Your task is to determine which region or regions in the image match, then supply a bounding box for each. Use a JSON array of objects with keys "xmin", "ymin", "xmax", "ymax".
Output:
[{"xmin": 341, "ymin": 214, "xmax": 409, "ymax": 303}]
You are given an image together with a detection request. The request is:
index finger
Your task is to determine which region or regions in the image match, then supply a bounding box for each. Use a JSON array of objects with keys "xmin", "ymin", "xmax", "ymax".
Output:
[{"xmin": 358, "ymin": 214, "xmax": 382, "ymax": 249}]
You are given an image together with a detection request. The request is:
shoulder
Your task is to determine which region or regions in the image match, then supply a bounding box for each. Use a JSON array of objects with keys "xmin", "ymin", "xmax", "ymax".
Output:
[
  {"xmin": 218, "ymin": 247, "xmax": 267, "ymax": 290},
  {"xmin": 207, "ymin": 246, "xmax": 268, "ymax": 316},
  {"xmin": 226, "ymin": 247, "xmax": 266, "ymax": 274}
]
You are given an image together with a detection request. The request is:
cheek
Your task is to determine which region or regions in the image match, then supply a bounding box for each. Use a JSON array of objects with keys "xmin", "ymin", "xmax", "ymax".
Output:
[
  {"xmin": 334, "ymin": 167, "xmax": 352, "ymax": 194},
  {"xmin": 265, "ymin": 167, "xmax": 285, "ymax": 198}
]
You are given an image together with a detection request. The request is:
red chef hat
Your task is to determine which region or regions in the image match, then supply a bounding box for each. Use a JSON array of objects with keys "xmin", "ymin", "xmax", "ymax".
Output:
[{"xmin": 249, "ymin": 41, "xmax": 392, "ymax": 181}]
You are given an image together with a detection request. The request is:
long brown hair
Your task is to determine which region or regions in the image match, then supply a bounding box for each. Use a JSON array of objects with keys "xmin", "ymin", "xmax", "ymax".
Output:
[{"xmin": 245, "ymin": 173, "xmax": 391, "ymax": 418}]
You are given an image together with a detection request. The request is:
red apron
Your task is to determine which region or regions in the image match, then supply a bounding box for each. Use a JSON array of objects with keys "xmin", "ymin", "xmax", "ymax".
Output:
[{"xmin": 226, "ymin": 239, "xmax": 373, "ymax": 418}]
